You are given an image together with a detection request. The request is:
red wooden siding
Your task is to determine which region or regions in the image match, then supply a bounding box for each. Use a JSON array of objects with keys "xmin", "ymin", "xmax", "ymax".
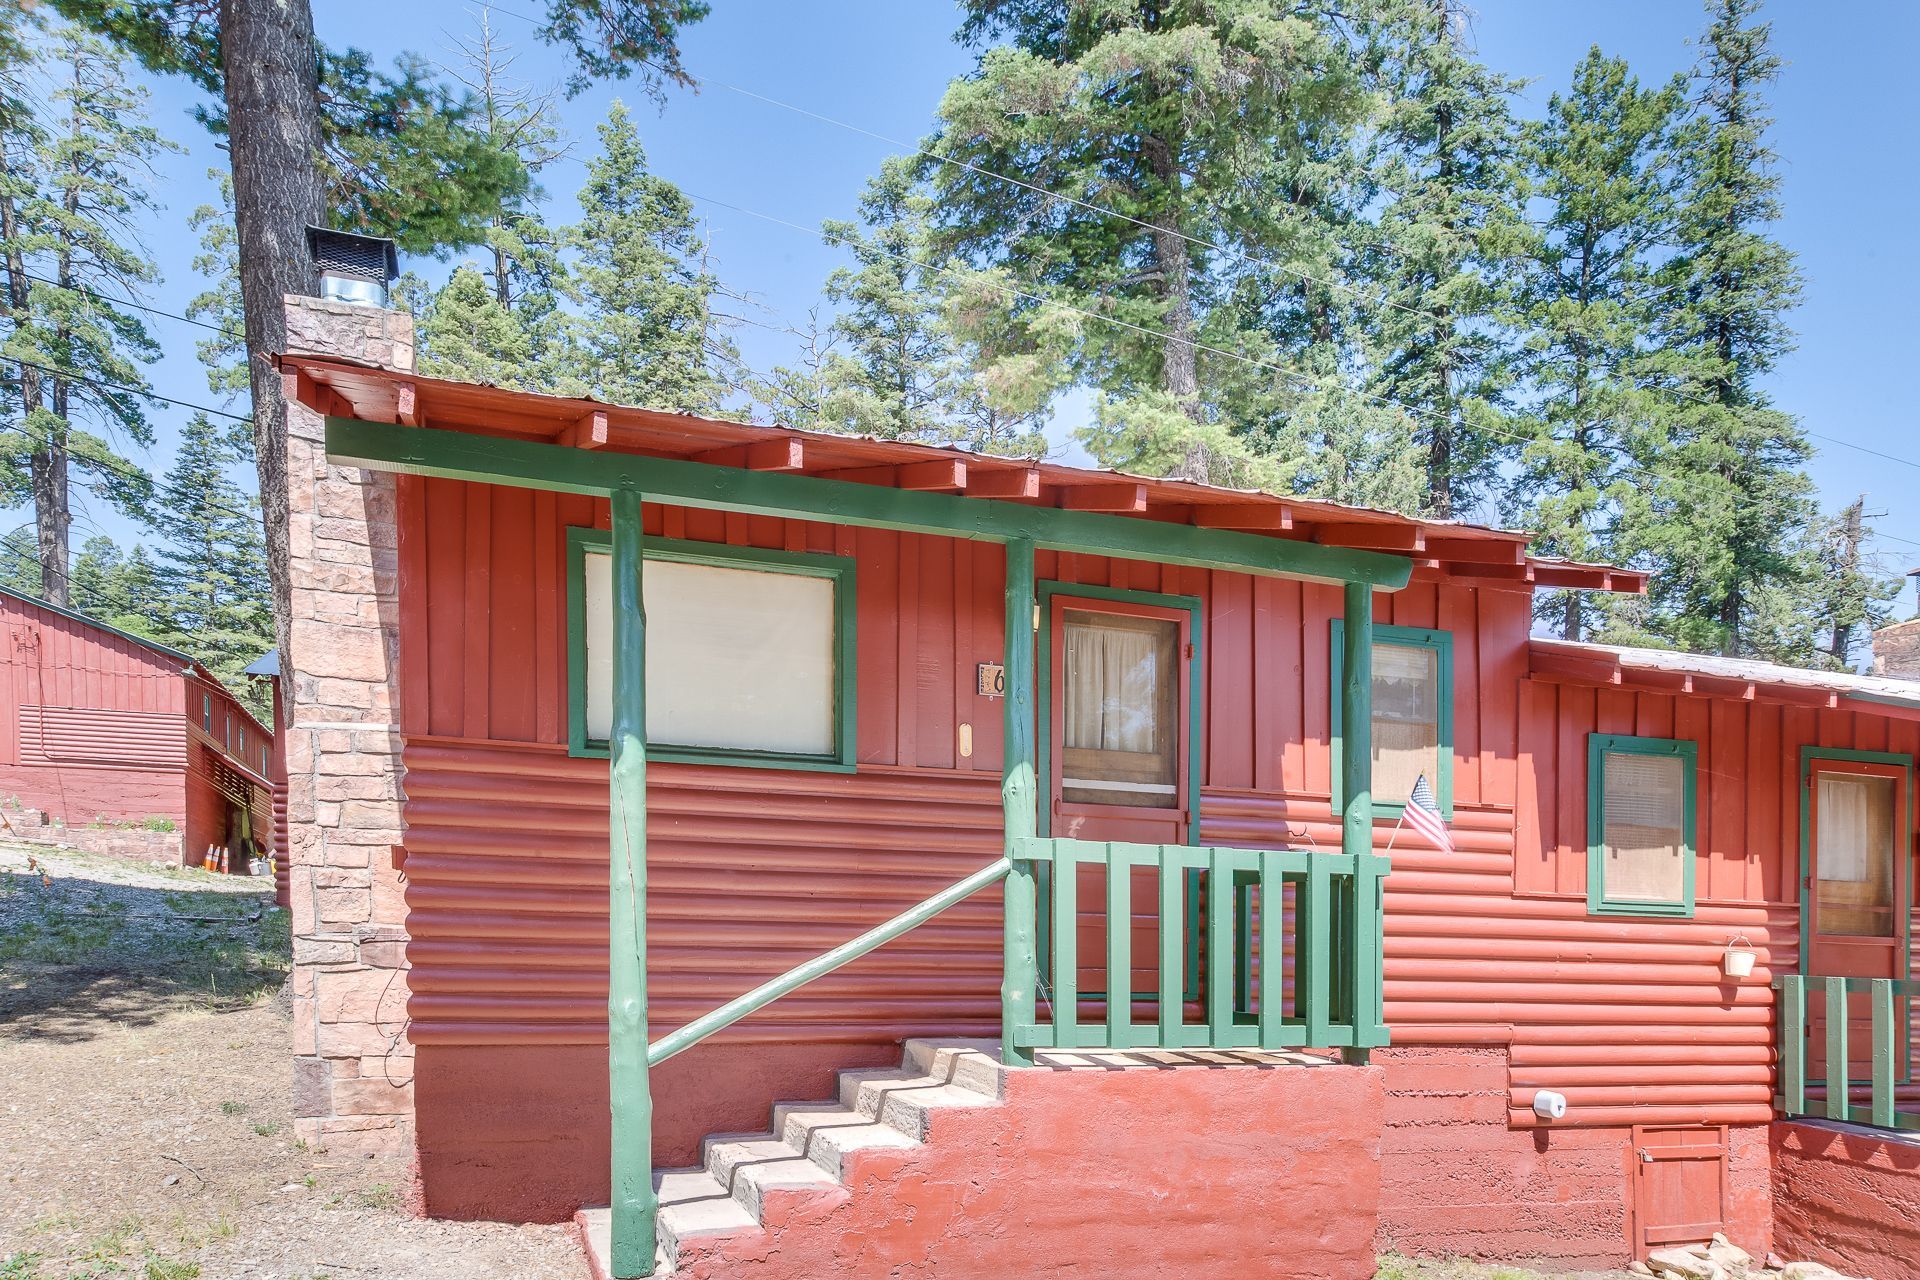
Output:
[
  {"xmin": 0, "ymin": 590, "xmax": 277, "ymax": 856},
  {"xmin": 396, "ymin": 475, "xmax": 1913, "ymax": 1141}
]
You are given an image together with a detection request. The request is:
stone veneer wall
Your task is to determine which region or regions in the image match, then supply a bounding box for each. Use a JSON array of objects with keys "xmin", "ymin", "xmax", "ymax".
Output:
[
  {"xmin": 0, "ymin": 804, "xmax": 183, "ymax": 863},
  {"xmin": 283, "ymin": 294, "xmax": 415, "ymax": 1154}
]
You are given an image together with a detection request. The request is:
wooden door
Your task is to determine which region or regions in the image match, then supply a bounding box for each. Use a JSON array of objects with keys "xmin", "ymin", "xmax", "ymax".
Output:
[
  {"xmin": 1805, "ymin": 755, "xmax": 1911, "ymax": 1088},
  {"xmin": 1629, "ymin": 1124, "xmax": 1728, "ymax": 1254},
  {"xmin": 1046, "ymin": 593, "xmax": 1193, "ymax": 1014}
]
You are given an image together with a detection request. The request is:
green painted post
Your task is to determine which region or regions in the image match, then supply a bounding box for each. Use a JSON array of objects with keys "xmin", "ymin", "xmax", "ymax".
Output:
[
  {"xmin": 1825, "ymin": 976, "xmax": 1849, "ymax": 1122},
  {"xmin": 1780, "ymin": 975, "xmax": 1805, "ymax": 1116},
  {"xmin": 608, "ymin": 490, "xmax": 656, "ymax": 1278},
  {"xmin": 1001, "ymin": 537, "xmax": 1039, "ymax": 1067},
  {"xmin": 1871, "ymin": 978, "xmax": 1896, "ymax": 1129},
  {"xmin": 1339, "ymin": 581, "xmax": 1375, "ymax": 1065}
]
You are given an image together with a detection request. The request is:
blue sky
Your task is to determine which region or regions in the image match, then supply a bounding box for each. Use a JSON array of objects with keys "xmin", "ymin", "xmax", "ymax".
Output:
[{"xmin": 47, "ymin": 0, "xmax": 1920, "ymax": 597}]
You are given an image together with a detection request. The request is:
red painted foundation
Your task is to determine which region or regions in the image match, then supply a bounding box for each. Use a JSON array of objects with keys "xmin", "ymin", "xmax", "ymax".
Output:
[
  {"xmin": 658, "ymin": 1057, "xmax": 1383, "ymax": 1280},
  {"xmin": 413, "ymin": 1041, "xmax": 901, "ymax": 1221},
  {"xmin": 1376, "ymin": 1048, "xmax": 1771, "ymax": 1267},
  {"xmin": 1772, "ymin": 1120, "xmax": 1920, "ymax": 1280}
]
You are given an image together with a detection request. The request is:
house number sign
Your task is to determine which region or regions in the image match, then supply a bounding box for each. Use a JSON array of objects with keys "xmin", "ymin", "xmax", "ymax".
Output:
[{"xmin": 976, "ymin": 662, "xmax": 1006, "ymax": 698}]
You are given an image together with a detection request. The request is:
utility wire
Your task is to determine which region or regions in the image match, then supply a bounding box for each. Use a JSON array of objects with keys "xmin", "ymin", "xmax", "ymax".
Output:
[
  {"xmin": 17, "ymin": 270, "xmax": 246, "ymax": 343},
  {"xmin": 8, "ymin": 357, "xmax": 253, "ymax": 423}
]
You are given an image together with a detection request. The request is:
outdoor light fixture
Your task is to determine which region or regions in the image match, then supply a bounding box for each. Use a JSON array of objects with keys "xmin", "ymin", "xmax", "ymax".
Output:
[
  {"xmin": 307, "ymin": 225, "xmax": 399, "ymax": 307},
  {"xmin": 1722, "ymin": 935, "xmax": 1757, "ymax": 980},
  {"xmin": 1531, "ymin": 1090, "xmax": 1567, "ymax": 1121}
]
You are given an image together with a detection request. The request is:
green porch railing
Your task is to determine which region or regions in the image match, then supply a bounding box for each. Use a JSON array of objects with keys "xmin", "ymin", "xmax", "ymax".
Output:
[
  {"xmin": 1010, "ymin": 838, "xmax": 1390, "ymax": 1056},
  {"xmin": 1775, "ymin": 974, "xmax": 1920, "ymax": 1131}
]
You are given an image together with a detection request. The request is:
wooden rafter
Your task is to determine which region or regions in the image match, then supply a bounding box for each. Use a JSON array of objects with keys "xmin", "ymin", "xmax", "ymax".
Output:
[
  {"xmin": 559, "ymin": 410, "xmax": 610, "ymax": 450},
  {"xmin": 1058, "ymin": 482, "xmax": 1148, "ymax": 513},
  {"xmin": 966, "ymin": 467, "xmax": 1042, "ymax": 500},
  {"xmin": 692, "ymin": 438, "xmax": 807, "ymax": 472},
  {"xmin": 1191, "ymin": 504, "xmax": 1293, "ymax": 531},
  {"xmin": 1311, "ymin": 523, "xmax": 1425, "ymax": 553}
]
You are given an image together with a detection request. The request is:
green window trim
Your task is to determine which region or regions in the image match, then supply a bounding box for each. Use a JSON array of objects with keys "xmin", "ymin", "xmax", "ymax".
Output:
[
  {"xmin": 1330, "ymin": 620, "xmax": 1454, "ymax": 821},
  {"xmin": 1586, "ymin": 733, "xmax": 1698, "ymax": 919},
  {"xmin": 566, "ymin": 527, "xmax": 858, "ymax": 772}
]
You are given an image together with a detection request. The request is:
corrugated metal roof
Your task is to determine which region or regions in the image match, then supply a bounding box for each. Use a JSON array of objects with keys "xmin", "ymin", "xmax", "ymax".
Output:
[{"xmin": 1533, "ymin": 638, "xmax": 1920, "ymax": 709}]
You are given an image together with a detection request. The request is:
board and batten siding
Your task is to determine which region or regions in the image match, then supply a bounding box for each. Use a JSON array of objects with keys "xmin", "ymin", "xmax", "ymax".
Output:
[{"xmin": 394, "ymin": 474, "xmax": 1904, "ymax": 1136}]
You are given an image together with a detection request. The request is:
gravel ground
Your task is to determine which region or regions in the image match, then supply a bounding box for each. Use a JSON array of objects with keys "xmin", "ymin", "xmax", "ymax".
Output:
[{"xmin": 0, "ymin": 841, "xmax": 584, "ymax": 1280}]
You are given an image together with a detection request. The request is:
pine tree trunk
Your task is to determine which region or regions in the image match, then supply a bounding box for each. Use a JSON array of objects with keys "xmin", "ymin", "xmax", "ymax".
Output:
[
  {"xmin": 0, "ymin": 157, "xmax": 48, "ymax": 594},
  {"xmin": 218, "ymin": 0, "xmax": 326, "ymax": 673}
]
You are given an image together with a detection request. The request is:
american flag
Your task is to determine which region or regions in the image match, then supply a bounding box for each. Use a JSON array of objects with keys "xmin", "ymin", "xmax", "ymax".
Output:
[{"xmin": 1404, "ymin": 774, "xmax": 1453, "ymax": 854}]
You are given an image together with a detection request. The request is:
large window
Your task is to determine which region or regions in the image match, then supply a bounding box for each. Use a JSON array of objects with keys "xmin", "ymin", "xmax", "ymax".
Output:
[
  {"xmin": 1587, "ymin": 734, "xmax": 1697, "ymax": 917},
  {"xmin": 569, "ymin": 531, "xmax": 856, "ymax": 770},
  {"xmin": 1810, "ymin": 762, "xmax": 1901, "ymax": 938},
  {"xmin": 1332, "ymin": 622, "xmax": 1454, "ymax": 818}
]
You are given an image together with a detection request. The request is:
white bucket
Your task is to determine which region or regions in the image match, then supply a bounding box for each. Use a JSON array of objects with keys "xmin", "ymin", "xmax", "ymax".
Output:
[{"xmin": 1723, "ymin": 936, "xmax": 1756, "ymax": 979}]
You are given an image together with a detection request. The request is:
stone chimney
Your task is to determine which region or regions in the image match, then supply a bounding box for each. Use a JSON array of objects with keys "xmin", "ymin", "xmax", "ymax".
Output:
[{"xmin": 281, "ymin": 292, "xmax": 415, "ymax": 1155}]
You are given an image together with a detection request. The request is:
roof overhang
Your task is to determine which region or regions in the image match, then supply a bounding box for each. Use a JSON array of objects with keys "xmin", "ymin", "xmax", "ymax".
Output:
[
  {"xmin": 283, "ymin": 355, "xmax": 1643, "ymax": 594},
  {"xmin": 1530, "ymin": 638, "xmax": 1920, "ymax": 717}
]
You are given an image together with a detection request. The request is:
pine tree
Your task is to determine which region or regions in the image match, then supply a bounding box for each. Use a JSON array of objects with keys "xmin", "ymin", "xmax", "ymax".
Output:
[
  {"xmin": 150, "ymin": 414, "xmax": 273, "ymax": 701},
  {"xmin": 566, "ymin": 101, "xmax": 726, "ymax": 412},
  {"xmin": 0, "ymin": 23, "xmax": 169, "ymax": 605},
  {"xmin": 418, "ymin": 265, "xmax": 538, "ymax": 390},
  {"xmin": 69, "ymin": 533, "xmax": 161, "ymax": 634},
  {"xmin": 1509, "ymin": 48, "xmax": 1688, "ymax": 641},
  {"xmin": 185, "ymin": 172, "xmax": 251, "ymax": 422},
  {"xmin": 1359, "ymin": 0, "xmax": 1530, "ymax": 518},
  {"xmin": 1627, "ymin": 0, "xmax": 1888, "ymax": 661},
  {"xmin": 928, "ymin": 1, "xmax": 1370, "ymax": 484}
]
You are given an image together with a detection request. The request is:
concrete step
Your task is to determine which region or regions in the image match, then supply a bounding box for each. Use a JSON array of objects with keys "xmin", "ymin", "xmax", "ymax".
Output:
[
  {"xmin": 770, "ymin": 1101, "xmax": 919, "ymax": 1179},
  {"xmin": 576, "ymin": 1167, "xmax": 757, "ymax": 1278},
  {"xmin": 702, "ymin": 1132, "xmax": 843, "ymax": 1219}
]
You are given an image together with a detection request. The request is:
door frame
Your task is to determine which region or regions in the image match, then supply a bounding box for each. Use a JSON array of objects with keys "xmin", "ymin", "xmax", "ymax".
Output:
[
  {"xmin": 1797, "ymin": 745, "xmax": 1914, "ymax": 1090},
  {"xmin": 1035, "ymin": 581, "xmax": 1204, "ymax": 840},
  {"xmin": 1797, "ymin": 746, "xmax": 1914, "ymax": 982}
]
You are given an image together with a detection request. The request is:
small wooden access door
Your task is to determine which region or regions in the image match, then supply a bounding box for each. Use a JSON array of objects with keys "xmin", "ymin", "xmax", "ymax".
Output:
[
  {"xmin": 1041, "ymin": 588, "xmax": 1199, "ymax": 1017},
  {"xmin": 1803, "ymin": 752, "xmax": 1912, "ymax": 1089}
]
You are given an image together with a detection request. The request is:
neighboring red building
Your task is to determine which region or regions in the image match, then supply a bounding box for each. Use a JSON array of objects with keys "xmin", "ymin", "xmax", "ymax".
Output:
[
  {"xmin": 277, "ymin": 296, "xmax": 1920, "ymax": 1280},
  {"xmin": 0, "ymin": 585, "xmax": 276, "ymax": 870}
]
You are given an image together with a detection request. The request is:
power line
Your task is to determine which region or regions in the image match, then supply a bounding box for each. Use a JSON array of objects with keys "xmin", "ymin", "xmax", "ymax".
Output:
[
  {"xmin": 16, "ymin": 270, "xmax": 246, "ymax": 343},
  {"xmin": 8, "ymin": 357, "xmax": 253, "ymax": 423},
  {"xmin": 0, "ymin": 425, "xmax": 263, "ymax": 529}
]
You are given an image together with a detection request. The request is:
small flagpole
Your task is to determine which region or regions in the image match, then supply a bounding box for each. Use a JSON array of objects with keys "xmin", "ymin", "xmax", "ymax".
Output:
[{"xmin": 1383, "ymin": 807, "xmax": 1407, "ymax": 856}]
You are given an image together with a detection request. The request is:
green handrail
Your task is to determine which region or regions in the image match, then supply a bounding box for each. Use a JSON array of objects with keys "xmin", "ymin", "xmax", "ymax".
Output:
[{"xmin": 647, "ymin": 857, "xmax": 1014, "ymax": 1068}]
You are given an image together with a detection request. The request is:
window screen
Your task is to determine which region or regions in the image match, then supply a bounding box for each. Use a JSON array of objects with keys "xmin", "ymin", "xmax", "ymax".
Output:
[
  {"xmin": 583, "ymin": 551, "xmax": 839, "ymax": 758},
  {"xmin": 1600, "ymin": 752, "xmax": 1687, "ymax": 904},
  {"xmin": 1814, "ymin": 771, "xmax": 1897, "ymax": 937},
  {"xmin": 1060, "ymin": 609, "xmax": 1180, "ymax": 808},
  {"xmin": 1373, "ymin": 641, "xmax": 1439, "ymax": 808}
]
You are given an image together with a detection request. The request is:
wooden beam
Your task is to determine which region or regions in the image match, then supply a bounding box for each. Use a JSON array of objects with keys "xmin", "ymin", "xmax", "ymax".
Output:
[
  {"xmin": 1058, "ymin": 482, "xmax": 1148, "ymax": 513},
  {"xmin": 966, "ymin": 467, "xmax": 1042, "ymax": 500},
  {"xmin": 1424, "ymin": 536, "xmax": 1524, "ymax": 565},
  {"xmin": 1529, "ymin": 647, "xmax": 1624, "ymax": 686},
  {"xmin": 1438, "ymin": 562, "xmax": 1533, "ymax": 583},
  {"xmin": 607, "ymin": 489, "xmax": 656, "ymax": 1276},
  {"xmin": 1001, "ymin": 537, "xmax": 1038, "ymax": 1068},
  {"xmin": 896, "ymin": 459, "xmax": 968, "ymax": 491},
  {"xmin": 560, "ymin": 410, "xmax": 610, "ymax": 450},
  {"xmin": 324, "ymin": 416, "xmax": 1415, "ymax": 587},
  {"xmin": 1311, "ymin": 522, "xmax": 1425, "ymax": 553},
  {"xmin": 394, "ymin": 381, "xmax": 420, "ymax": 427},
  {"xmin": 691, "ymin": 437, "xmax": 806, "ymax": 471},
  {"xmin": 1534, "ymin": 564, "xmax": 1633, "ymax": 591},
  {"xmin": 1191, "ymin": 504, "xmax": 1293, "ymax": 531}
]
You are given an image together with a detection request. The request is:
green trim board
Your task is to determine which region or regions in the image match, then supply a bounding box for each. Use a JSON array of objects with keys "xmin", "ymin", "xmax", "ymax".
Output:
[
  {"xmin": 1033, "ymin": 581, "xmax": 1205, "ymax": 1004},
  {"xmin": 566, "ymin": 527, "xmax": 858, "ymax": 772},
  {"xmin": 326, "ymin": 416, "xmax": 1414, "ymax": 589},
  {"xmin": 1330, "ymin": 619, "xmax": 1454, "ymax": 821},
  {"xmin": 1585, "ymin": 733, "xmax": 1698, "ymax": 918}
]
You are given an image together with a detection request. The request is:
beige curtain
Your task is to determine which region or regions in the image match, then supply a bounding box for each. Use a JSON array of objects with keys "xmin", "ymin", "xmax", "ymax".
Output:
[
  {"xmin": 1065, "ymin": 619, "xmax": 1161, "ymax": 755},
  {"xmin": 1602, "ymin": 752, "xmax": 1686, "ymax": 903}
]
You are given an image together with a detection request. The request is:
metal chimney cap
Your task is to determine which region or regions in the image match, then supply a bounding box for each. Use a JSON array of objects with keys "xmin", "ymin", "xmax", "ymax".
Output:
[{"xmin": 305, "ymin": 225, "xmax": 399, "ymax": 284}]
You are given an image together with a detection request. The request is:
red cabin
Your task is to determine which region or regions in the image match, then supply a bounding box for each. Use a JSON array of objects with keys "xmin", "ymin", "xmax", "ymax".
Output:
[
  {"xmin": 0, "ymin": 585, "xmax": 276, "ymax": 872},
  {"xmin": 277, "ymin": 295, "xmax": 1920, "ymax": 1280}
]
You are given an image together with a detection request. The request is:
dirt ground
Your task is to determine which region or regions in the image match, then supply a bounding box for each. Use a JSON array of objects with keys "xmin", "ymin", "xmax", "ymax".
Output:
[{"xmin": 0, "ymin": 840, "xmax": 584, "ymax": 1280}]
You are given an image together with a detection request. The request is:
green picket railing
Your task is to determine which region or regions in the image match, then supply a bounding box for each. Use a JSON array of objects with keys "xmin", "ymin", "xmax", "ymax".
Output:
[
  {"xmin": 1009, "ymin": 838, "xmax": 1389, "ymax": 1057},
  {"xmin": 1775, "ymin": 974, "xmax": 1920, "ymax": 1131}
]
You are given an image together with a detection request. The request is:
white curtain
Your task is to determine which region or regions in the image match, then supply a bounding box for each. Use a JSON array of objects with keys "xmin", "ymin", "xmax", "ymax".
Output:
[
  {"xmin": 1817, "ymin": 774, "xmax": 1879, "ymax": 883},
  {"xmin": 1065, "ymin": 620, "xmax": 1160, "ymax": 754}
]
